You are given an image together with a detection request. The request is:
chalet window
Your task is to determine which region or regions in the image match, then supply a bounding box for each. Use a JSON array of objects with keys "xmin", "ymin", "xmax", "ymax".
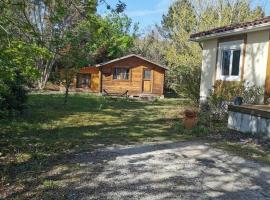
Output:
[
  {"xmin": 217, "ymin": 40, "xmax": 243, "ymax": 81},
  {"xmin": 77, "ymin": 74, "xmax": 90, "ymax": 88},
  {"xmin": 113, "ymin": 68, "xmax": 130, "ymax": 80},
  {"xmin": 143, "ymin": 70, "xmax": 151, "ymax": 80},
  {"xmin": 122, "ymin": 68, "xmax": 129, "ymax": 80},
  {"xmin": 113, "ymin": 68, "xmax": 121, "ymax": 80}
]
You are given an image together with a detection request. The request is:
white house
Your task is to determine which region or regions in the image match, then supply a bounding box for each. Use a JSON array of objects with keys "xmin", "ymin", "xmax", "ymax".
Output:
[{"xmin": 190, "ymin": 16, "xmax": 270, "ymax": 103}]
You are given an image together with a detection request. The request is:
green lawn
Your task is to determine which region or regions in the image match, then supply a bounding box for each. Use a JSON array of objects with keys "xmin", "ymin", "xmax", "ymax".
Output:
[
  {"xmin": 1, "ymin": 93, "xmax": 191, "ymax": 157},
  {"xmin": 1, "ymin": 93, "xmax": 194, "ymax": 198},
  {"xmin": 1, "ymin": 93, "xmax": 269, "ymax": 199}
]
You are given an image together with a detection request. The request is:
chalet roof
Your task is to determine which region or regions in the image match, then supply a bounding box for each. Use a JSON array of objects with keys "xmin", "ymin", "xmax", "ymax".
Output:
[
  {"xmin": 95, "ymin": 54, "xmax": 168, "ymax": 70},
  {"xmin": 190, "ymin": 16, "xmax": 270, "ymax": 42}
]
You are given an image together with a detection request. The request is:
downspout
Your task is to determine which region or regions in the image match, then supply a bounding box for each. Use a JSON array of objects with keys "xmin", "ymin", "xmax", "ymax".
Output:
[
  {"xmin": 264, "ymin": 31, "xmax": 270, "ymax": 103},
  {"xmin": 199, "ymin": 42, "xmax": 203, "ymax": 50}
]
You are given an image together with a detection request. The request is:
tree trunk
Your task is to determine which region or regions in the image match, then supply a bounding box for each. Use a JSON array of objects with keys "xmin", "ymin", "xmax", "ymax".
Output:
[
  {"xmin": 37, "ymin": 73, "xmax": 50, "ymax": 89},
  {"xmin": 64, "ymin": 80, "xmax": 72, "ymax": 105},
  {"xmin": 37, "ymin": 54, "xmax": 56, "ymax": 90},
  {"xmin": 64, "ymin": 85, "xmax": 69, "ymax": 105}
]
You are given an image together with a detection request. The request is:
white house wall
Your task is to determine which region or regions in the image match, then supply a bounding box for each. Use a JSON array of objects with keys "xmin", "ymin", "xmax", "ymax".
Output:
[
  {"xmin": 244, "ymin": 30, "xmax": 269, "ymax": 87},
  {"xmin": 228, "ymin": 111, "xmax": 270, "ymax": 137},
  {"xmin": 199, "ymin": 30, "xmax": 270, "ymax": 102},
  {"xmin": 200, "ymin": 39, "xmax": 218, "ymax": 102}
]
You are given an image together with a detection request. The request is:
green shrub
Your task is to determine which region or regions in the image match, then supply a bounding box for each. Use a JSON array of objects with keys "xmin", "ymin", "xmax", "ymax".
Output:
[
  {"xmin": 0, "ymin": 71, "xmax": 28, "ymax": 115},
  {"xmin": 191, "ymin": 126, "xmax": 209, "ymax": 136},
  {"xmin": 173, "ymin": 121, "xmax": 185, "ymax": 132},
  {"xmin": 207, "ymin": 81, "xmax": 264, "ymax": 120},
  {"xmin": 0, "ymin": 41, "xmax": 50, "ymax": 117},
  {"xmin": 168, "ymin": 65, "xmax": 201, "ymax": 105},
  {"xmin": 43, "ymin": 180, "xmax": 60, "ymax": 190}
]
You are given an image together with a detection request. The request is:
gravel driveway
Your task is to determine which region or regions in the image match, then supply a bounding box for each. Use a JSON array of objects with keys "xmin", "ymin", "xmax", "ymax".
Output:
[{"xmin": 66, "ymin": 141, "xmax": 270, "ymax": 200}]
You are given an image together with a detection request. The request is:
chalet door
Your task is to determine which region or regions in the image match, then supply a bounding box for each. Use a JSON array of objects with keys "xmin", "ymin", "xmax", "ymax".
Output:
[{"xmin": 142, "ymin": 69, "xmax": 152, "ymax": 93}]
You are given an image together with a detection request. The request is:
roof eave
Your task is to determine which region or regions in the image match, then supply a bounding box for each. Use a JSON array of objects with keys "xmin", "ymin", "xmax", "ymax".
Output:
[
  {"xmin": 95, "ymin": 54, "xmax": 168, "ymax": 70},
  {"xmin": 190, "ymin": 22, "xmax": 270, "ymax": 42}
]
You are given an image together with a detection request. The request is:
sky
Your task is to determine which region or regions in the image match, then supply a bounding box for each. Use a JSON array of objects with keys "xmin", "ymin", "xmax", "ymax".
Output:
[
  {"xmin": 98, "ymin": 0, "xmax": 175, "ymax": 30},
  {"xmin": 98, "ymin": 0, "xmax": 270, "ymax": 31}
]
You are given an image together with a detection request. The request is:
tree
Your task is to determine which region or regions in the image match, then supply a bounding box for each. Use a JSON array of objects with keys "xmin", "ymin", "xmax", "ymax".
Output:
[
  {"xmin": 59, "ymin": 11, "xmax": 135, "ymax": 104},
  {"xmin": 89, "ymin": 13, "xmax": 135, "ymax": 63},
  {"xmin": 0, "ymin": 0, "xmax": 127, "ymax": 93},
  {"xmin": 0, "ymin": 41, "xmax": 50, "ymax": 116},
  {"xmin": 130, "ymin": 28, "xmax": 167, "ymax": 66},
  {"xmin": 192, "ymin": 0, "xmax": 264, "ymax": 32},
  {"xmin": 159, "ymin": 0, "xmax": 201, "ymax": 101},
  {"xmin": 58, "ymin": 20, "xmax": 95, "ymax": 104},
  {"xmin": 0, "ymin": 0, "xmax": 99, "ymax": 89},
  {"xmin": 0, "ymin": 0, "xmax": 134, "ymax": 111}
]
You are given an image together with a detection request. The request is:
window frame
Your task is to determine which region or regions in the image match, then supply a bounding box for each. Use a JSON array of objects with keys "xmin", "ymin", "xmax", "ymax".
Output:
[
  {"xmin": 113, "ymin": 67, "xmax": 122, "ymax": 80},
  {"xmin": 112, "ymin": 67, "xmax": 130, "ymax": 81},
  {"xmin": 216, "ymin": 40, "xmax": 244, "ymax": 81},
  {"xmin": 143, "ymin": 69, "xmax": 152, "ymax": 80},
  {"xmin": 121, "ymin": 68, "xmax": 130, "ymax": 80},
  {"xmin": 76, "ymin": 73, "xmax": 91, "ymax": 88}
]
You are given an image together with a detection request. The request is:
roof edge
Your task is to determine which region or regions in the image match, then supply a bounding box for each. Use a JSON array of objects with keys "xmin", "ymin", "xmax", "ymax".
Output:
[
  {"xmin": 190, "ymin": 18, "xmax": 270, "ymax": 42},
  {"xmin": 95, "ymin": 54, "xmax": 168, "ymax": 70}
]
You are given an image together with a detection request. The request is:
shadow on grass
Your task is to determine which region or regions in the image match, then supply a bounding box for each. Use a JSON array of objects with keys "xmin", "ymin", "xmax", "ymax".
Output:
[{"xmin": 0, "ymin": 93, "xmax": 190, "ymax": 199}]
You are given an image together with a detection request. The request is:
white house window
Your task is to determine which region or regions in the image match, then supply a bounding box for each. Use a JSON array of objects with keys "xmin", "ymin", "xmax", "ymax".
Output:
[{"xmin": 217, "ymin": 40, "xmax": 243, "ymax": 81}]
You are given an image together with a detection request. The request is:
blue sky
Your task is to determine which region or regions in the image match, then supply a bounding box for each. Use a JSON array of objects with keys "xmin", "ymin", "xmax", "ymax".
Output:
[
  {"xmin": 98, "ymin": 0, "xmax": 270, "ymax": 31},
  {"xmin": 98, "ymin": 0, "xmax": 175, "ymax": 30}
]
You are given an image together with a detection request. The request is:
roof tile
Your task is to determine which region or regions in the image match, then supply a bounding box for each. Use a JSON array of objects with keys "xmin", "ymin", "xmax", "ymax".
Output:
[{"xmin": 190, "ymin": 16, "xmax": 270, "ymax": 39}]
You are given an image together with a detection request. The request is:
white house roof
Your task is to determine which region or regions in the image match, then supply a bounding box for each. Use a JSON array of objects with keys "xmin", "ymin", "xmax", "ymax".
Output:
[{"xmin": 190, "ymin": 16, "xmax": 270, "ymax": 42}]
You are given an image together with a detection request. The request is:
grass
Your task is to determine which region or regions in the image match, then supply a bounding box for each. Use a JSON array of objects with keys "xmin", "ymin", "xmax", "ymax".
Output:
[
  {"xmin": 197, "ymin": 112, "xmax": 270, "ymax": 165},
  {"xmin": 214, "ymin": 140, "xmax": 270, "ymax": 165},
  {"xmin": 0, "ymin": 93, "xmax": 195, "ymax": 199},
  {"xmin": 199, "ymin": 120, "xmax": 270, "ymax": 165},
  {"xmin": 1, "ymin": 93, "xmax": 270, "ymax": 199},
  {"xmin": 1, "ymin": 93, "xmax": 191, "ymax": 157}
]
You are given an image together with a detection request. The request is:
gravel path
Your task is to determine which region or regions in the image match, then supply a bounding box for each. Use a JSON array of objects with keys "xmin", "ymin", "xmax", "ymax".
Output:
[{"xmin": 67, "ymin": 141, "xmax": 270, "ymax": 200}]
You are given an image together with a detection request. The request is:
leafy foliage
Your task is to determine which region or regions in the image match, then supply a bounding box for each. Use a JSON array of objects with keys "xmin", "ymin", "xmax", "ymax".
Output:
[
  {"xmin": 0, "ymin": 41, "xmax": 50, "ymax": 116},
  {"xmin": 1, "ymin": 0, "xmax": 134, "ymax": 105},
  {"xmin": 89, "ymin": 13, "xmax": 135, "ymax": 63},
  {"xmin": 58, "ymin": 10, "xmax": 135, "ymax": 103},
  {"xmin": 169, "ymin": 66, "xmax": 201, "ymax": 104},
  {"xmin": 130, "ymin": 29, "xmax": 167, "ymax": 66},
  {"xmin": 207, "ymin": 81, "xmax": 264, "ymax": 120},
  {"xmin": 0, "ymin": 0, "xmax": 99, "ymax": 88},
  {"xmin": 0, "ymin": 0, "xmax": 130, "ymax": 89},
  {"xmin": 194, "ymin": 0, "xmax": 264, "ymax": 31}
]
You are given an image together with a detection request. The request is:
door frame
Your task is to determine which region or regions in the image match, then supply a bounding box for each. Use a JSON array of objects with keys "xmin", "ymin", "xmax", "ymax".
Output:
[{"xmin": 142, "ymin": 68, "xmax": 153, "ymax": 93}]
